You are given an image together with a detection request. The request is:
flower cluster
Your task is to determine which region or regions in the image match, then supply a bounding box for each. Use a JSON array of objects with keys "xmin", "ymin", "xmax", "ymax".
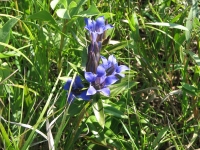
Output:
[
  {"xmin": 84, "ymin": 16, "xmax": 129, "ymax": 97},
  {"xmin": 85, "ymin": 16, "xmax": 113, "ymax": 73},
  {"xmin": 64, "ymin": 16, "xmax": 129, "ymax": 102}
]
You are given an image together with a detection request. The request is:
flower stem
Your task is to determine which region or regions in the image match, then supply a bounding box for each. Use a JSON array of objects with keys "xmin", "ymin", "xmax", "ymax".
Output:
[{"xmin": 58, "ymin": 19, "xmax": 68, "ymax": 71}]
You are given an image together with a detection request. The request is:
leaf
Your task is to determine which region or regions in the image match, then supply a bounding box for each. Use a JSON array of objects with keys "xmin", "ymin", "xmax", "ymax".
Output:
[
  {"xmin": 96, "ymin": 13, "xmax": 115, "ymax": 19},
  {"xmin": 186, "ymin": 50, "xmax": 200, "ymax": 66},
  {"xmin": 110, "ymin": 77, "xmax": 138, "ymax": 97},
  {"xmin": 106, "ymin": 40, "xmax": 132, "ymax": 53},
  {"xmin": 56, "ymin": 9, "xmax": 71, "ymax": 19},
  {"xmin": 0, "ymin": 123, "xmax": 15, "ymax": 150},
  {"xmin": 50, "ymin": 0, "xmax": 60, "ymax": 10},
  {"xmin": 185, "ymin": 0, "xmax": 198, "ymax": 41},
  {"xmin": 92, "ymin": 96, "xmax": 105, "ymax": 128},
  {"xmin": 28, "ymin": 10, "xmax": 59, "ymax": 30},
  {"xmin": 0, "ymin": 62, "xmax": 11, "ymax": 82},
  {"xmin": 104, "ymin": 104, "xmax": 128, "ymax": 119},
  {"xmin": 78, "ymin": 3, "xmax": 99, "ymax": 17},
  {"xmin": 69, "ymin": 1, "xmax": 77, "ymax": 10},
  {"xmin": 70, "ymin": 0, "xmax": 87, "ymax": 17},
  {"xmin": 22, "ymin": 22, "xmax": 35, "ymax": 40},
  {"xmin": 0, "ymin": 18, "xmax": 18, "ymax": 51},
  {"xmin": 152, "ymin": 127, "xmax": 169, "ymax": 149},
  {"xmin": 146, "ymin": 22, "xmax": 189, "ymax": 31},
  {"xmin": 67, "ymin": 61, "xmax": 79, "ymax": 72},
  {"xmin": 181, "ymin": 82, "xmax": 197, "ymax": 96},
  {"xmin": 0, "ymin": 51, "xmax": 20, "ymax": 58},
  {"xmin": 0, "ymin": 42, "xmax": 33, "ymax": 66},
  {"xmin": 24, "ymin": 84, "xmax": 33, "ymax": 107},
  {"xmin": 120, "ymin": 120, "xmax": 138, "ymax": 149},
  {"xmin": 130, "ymin": 12, "xmax": 140, "ymax": 40},
  {"xmin": 87, "ymin": 115, "xmax": 106, "ymax": 145}
]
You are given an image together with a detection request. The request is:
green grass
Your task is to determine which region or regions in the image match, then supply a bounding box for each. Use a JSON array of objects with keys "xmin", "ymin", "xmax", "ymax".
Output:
[{"xmin": 0, "ymin": 0, "xmax": 200, "ymax": 149}]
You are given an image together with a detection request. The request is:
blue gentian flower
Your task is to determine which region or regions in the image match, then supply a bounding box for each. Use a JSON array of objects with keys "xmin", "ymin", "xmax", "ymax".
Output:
[
  {"xmin": 101, "ymin": 55, "xmax": 130, "ymax": 77},
  {"xmin": 85, "ymin": 65, "xmax": 118, "ymax": 96},
  {"xmin": 84, "ymin": 16, "xmax": 113, "ymax": 42},
  {"xmin": 64, "ymin": 76, "xmax": 90, "ymax": 103}
]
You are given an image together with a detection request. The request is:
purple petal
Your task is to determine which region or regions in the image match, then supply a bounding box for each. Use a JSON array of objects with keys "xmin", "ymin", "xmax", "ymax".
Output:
[
  {"xmin": 108, "ymin": 55, "xmax": 117, "ymax": 65},
  {"xmin": 87, "ymin": 86, "xmax": 97, "ymax": 95},
  {"xmin": 96, "ymin": 16, "xmax": 105, "ymax": 33},
  {"xmin": 105, "ymin": 75, "xmax": 119, "ymax": 86},
  {"xmin": 84, "ymin": 18, "xmax": 93, "ymax": 31},
  {"xmin": 96, "ymin": 65, "xmax": 106, "ymax": 77},
  {"xmin": 104, "ymin": 24, "xmax": 113, "ymax": 31},
  {"xmin": 99, "ymin": 87, "xmax": 110, "ymax": 96},
  {"xmin": 79, "ymin": 90, "xmax": 91, "ymax": 100},
  {"xmin": 85, "ymin": 72, "xmax": 97, "ymax": 82},
  {"xmin": 100, "ymin": 74, "xmax": 107, "ymax": 84},
  {"xmin": 100, "ymin": 55, "xmax": 109, "ymax": 69},
  {"xmin": 116, "ymin": 65, "xmax": 130, "ymax": 73},
  {"xmin": 63, "ymin": 79, "xmax": 72, "ymax": 90},
  {"xmin": 74, "ymin": 76, "xmax": 84, "ymax": 89},
  {"xmin": 96, "ymin": 16, "xmax": 105, "ymax": 26}
]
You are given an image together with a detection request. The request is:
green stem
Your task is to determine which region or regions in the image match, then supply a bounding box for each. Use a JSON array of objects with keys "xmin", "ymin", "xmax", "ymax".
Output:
[
  {"xmin": 58, "ymin": 20, "xmax": 68, "ymax": 71},
  {"xmin": 66, "ymin": 102, "xmax": 91, "ymax": 149},
  {"xmin": 14, "ymin": 0, "xmax": 24, "ymax": 33}
]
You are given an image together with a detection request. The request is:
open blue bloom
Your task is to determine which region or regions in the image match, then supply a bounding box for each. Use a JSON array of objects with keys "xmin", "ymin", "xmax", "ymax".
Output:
[
  {"xmin": 85, "ymin": 65, "xmax": 118, "ymax": 96},
  {"xmin": 101, "ymin": 55, "xmax": 130, "ymax": 77},
  {"xmin": 64, "ymin": 76, "xmax": 90, "ymax": 103},
  {"xmin": 84, "ymin": 16, "xmax": 113, "ymax": 42}
]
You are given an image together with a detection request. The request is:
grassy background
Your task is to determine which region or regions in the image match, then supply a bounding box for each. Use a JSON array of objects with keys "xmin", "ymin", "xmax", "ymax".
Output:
[{"xmin": 0, "ymin": 0, "xmax": 200, "ymax": 149}]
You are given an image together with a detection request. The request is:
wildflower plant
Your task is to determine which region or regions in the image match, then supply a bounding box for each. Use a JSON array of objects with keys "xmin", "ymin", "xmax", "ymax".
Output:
[{"xmin": 64, "ymin": 16, "xmax": 130, "ymax": 127}]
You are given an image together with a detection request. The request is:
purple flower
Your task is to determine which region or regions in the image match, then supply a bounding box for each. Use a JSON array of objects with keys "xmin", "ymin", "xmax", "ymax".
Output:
[
  {"xmin": 85, "ymin": 65, "xmax": 118, "ymax": 96},
  {"xmin": 64, "ymin": 76, "xmax": 90, "ymax": 103},
  {"xmin": 84, "ymin": 16, "xmax": 113, "ymax": 42},
  {"xmin": 86, "ymin": 42, "xmax": 101, "ymax": 73},
  {"xmin": 100, "ymin": 55, "xmax": 130, "ymax": 77}
]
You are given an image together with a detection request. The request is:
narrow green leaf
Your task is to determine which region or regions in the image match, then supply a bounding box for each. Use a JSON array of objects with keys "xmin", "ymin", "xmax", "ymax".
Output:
[
  {"xmin": 92, "ymin": 96, "xmax": 105, "ymax": 128},
  {"xmin": 185, "ymin": 0, "xmax": 198, "ymax": 41},
  {"xmin": 152, "ymin": 127, "xmax": 169, "ymax": 149},
  {"xmin": 187, "ymin": 50, "xmax": 200, "ymax": 66},
  {"xmin": 146, "ymin": 22, "xmax": 189, "ymax": 31},
  {"xmin": 0, "ymin": 42, "xmax": 33, "ymax": 66},
  {"xmin": 104, "ymin": 104, "xmax": 128, "ymax": 119},
  {"xmin": 0, "ymin": 123, "xmax": 15, "ymax": 150},
  {"xmin": 106, "ymin": 40, "xmax": 132, "ymax": 53},
  {"xmin": 22, "ymin": 22, "xmax": 35, "ymax": 40},
  {"xmin": 0, "ymin": 51, "xmax": 20, "ymax": 58},
  {"xmin": 181, "ymin": 82, "xmax": 197, "ymax": 96},
  {"xmin": 97, "ymin": 13, "xmax": 115, "ymax": 19},
  {"xmin": 0, "ymin": 18, "xmax": 18, "ymax": 51},
  {"xmin": 67, "ymin": 61, "xmax": 79, "ymax": 72},
  {"xmin": 130, "ymin": 12, "xmax": 140, "ymax": 40},
  {"xmin": 87, "ymin": 116, "xmax": 106, "ymax": 145},
  {"xmin": 24, "ymin": 84, "xmax": 33, "ymax": 107},
  {"xmin": 120, "ymin": 120, "xmax": 138, "ymax": 149},
  {"xmin": 21, "ymin": 70, "xmax": 62, "ymax": 150},
  {"xmin": 110, "ymin": 78, "xmax": 138, "ymax": 97}
]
